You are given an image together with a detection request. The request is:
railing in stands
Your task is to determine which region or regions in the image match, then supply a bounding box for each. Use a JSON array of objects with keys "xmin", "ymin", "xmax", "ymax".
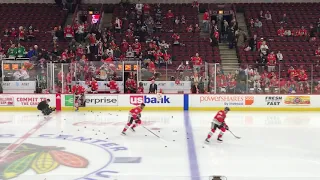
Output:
[{"xmin": 71, "ymin": 3, "xmax": 79, "ymax": 27}]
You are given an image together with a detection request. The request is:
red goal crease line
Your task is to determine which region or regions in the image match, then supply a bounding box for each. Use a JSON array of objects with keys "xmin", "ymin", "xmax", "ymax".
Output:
[{"xmin": 0, "ymin": 116, "xmax": 52, "ymax": 162}]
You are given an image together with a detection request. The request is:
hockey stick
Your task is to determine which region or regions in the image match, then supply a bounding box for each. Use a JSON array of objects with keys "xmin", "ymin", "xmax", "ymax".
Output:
[
  {"xmin": 228, "ymin": 130, "xmax": 241, "ymax": 139},
  {"xmin": 142, "ymin": 126, "xmax": 161, "ymax": 138}
]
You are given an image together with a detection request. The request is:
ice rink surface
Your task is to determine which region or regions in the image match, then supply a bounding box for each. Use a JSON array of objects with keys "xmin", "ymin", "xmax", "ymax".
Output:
[{"xmin": 0, "ymin": 111, "xmax": 319, "ymax": 180}]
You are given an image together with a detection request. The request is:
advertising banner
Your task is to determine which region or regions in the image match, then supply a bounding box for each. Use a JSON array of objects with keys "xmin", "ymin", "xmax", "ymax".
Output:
[
  {"xmin": 85, "ymin": 95, "xmax": 118, "ymax": 107},
  {"xmin": 2, "ymin": 81, "xmax": 36, "ymax": 93},
  {"xmin": 0, "ymin": 94, "xmax": 56, "ymax": 107},
  {"xmin": 0, "ymin": 96, "xmax": 15, "ymax": 106}
]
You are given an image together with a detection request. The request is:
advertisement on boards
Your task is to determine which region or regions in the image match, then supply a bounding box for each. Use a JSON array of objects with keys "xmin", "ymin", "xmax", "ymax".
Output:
[
  {"xmin": 0, "ymin": 96, "xmax": 14, "ymax": 106},
  {"xmin": 265, "ymin": 96, "xmax": 282, "ymax": 106},
  {"xmin": 14, "ymin": 94, "xmax": 56, "ymax": 107},
  {"xmin": 198, "ymin": 95, "xmax": 255, "ymax": 106},
  {"xmin": 284, "ymin": 96, "xmax": 310, "ymax": 106},
  {"xmin": 85, "ymin": 95, "xmax": 118, "ymax": 107},
  {"xmin": 129, "ymin": 95, "xmax": 170, "ymax": 105}
]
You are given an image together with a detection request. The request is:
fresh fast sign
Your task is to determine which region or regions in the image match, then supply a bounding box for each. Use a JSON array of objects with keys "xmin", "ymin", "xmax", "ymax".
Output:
[{"xmin": 130, "ymin": 95, "xmax": 170, "ymax": 105}]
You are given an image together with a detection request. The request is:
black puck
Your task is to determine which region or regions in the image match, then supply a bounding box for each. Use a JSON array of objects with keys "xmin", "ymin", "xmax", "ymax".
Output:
[
  {"xmin": 173, "ymin": 140, "xmax": 175, "ymax": 141},
  {"xmin": 145, "ymin": 135, "xmax": 147, "ymax": 136},
  {"xmin": 165, "ymin": 146, "xmax": 167, "ymax": 147}
]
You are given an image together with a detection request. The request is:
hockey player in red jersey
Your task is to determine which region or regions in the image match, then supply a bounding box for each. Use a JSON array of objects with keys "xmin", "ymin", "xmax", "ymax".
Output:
[
  {"xmin": 90, "ymin": 77, "xmax": 99, "ymax": 93},
  {"xmin": 72, "ymin": 82, "xmax": 85, "ymax": 111},
  {"xmin": 107, "ymin": 78, "xmax": 119, "ymax": 93},
  {"xmin": 205, "ymin": 107, "xmax": 230, "ymax": 142},
  {"xmin": 121, "ymin": 103, "xmax": 146, "ymax": 135}
]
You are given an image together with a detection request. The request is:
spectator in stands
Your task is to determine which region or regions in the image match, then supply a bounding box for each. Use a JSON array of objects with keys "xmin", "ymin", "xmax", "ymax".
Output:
[
  {"xmin": 248, "ymin": 34, "xmax": 258, "ymax": 51},
  {"xmin": 191, "ymin": 53, "xmax": 202, "ymax": 72},
  {"xmin": 284, "ymin": 29, "xmax": 292, "ymax": 36},
  {"xmin": 280, "ymin": 13, "xmax": 287, "ymax": 24},
  {"xmin": 203, "ymin": 10, "xmax": 210, "ymax": 32},
  {"xmin": 315, "ymin": 46, "xmax": 320, "ymax": 57},
  {"xmin": 11, "ymin": 28, "xmax": 17, "ymax": 38},
  {"xmin": 181, "ymin": 15, "xmax": 186, "ymax": 24},
  {"xmin": 64, "ymin": 25, "xmax": 74, "ymax": 41},
  {"xmin": 194, "ymin": 24, "xmax": 201, "ymax": 33},
  {"xmin": 135, "ymin": 0, "xmax": 143, "ymax": 15},
  {"xmin": 17, "ymin": 43, "xmax": 26, "ymax": 58},
  {"xmin": 277, "ymin": 27, "xmax": 285, "ymax": 36},
  {"xmin": 18, "ymin": 26, "xmax": 25, "ymax": 41},
  {"xmin": 55, "ymin": 26, "xmax": 64, "ymax": 41},
  {"xmin": 259, "ymin": 10, "xmax": 264, "ymax": 20},
  {"xmin": 27, "ymin": 29, "xmax": 35, "ymax": 41},
  {"xmin": 3, "ymin": 29, "xmax": 10, "ymax": 37},
  {"xmin": 276, "ymin": 51, "xmax": 283, "ymax": 62},
  {"xmin": 309, "ymin": 24, "xmax": 316, "ymax": 41},
  {"xmin": 236, "ymin": 28, "xmax": 246, "ymax": 47},
  {"xmin": 7, "ymin": 44, "xmax": 17, "ymax": 58},
  {"xmin": 259, "ymin": 41, "xmax": 269, "ymax": 56},
  {"xmin": 145, "ymin": 16, "xmax": 154, "ymax": 35},
  {"xmin": 114, "ymin": 17, "xmax": 122, "ymax": 33},
  {"xmin": 267, "ymin": 51, "xmax": 276, "ymax": 72},
  {"xmin": 265, "ymin": 11, "xmax": 272, "ymax": 20},
  {"xmin": 299, "ymin": 26, "xmax": 307, "ymax": 36},
  {"xmin": 254, "ymin": 19, "xmax": 262, "ymax": 28},
  {"xmin": 174, "ymin": 16, "xmax": 180, "ymax": 25},
  {"xmin": 166, "ymin": 10, "xmax": 174, "ymax": 19},
  {"xmin": 186, "ymin": 25, "xmax": 193, "ymax": 33}
]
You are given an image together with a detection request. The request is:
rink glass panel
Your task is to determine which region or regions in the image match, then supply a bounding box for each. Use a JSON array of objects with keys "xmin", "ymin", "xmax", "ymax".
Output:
[{"xmin": 1, "ymin": 60, "xmax": 318, "ymax": 94}]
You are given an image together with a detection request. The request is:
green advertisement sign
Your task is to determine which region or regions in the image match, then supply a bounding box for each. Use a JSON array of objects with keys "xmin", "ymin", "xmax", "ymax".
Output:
[{"xmin": 65, "ymin": 95, "xmax": 74, "ymax": 107}]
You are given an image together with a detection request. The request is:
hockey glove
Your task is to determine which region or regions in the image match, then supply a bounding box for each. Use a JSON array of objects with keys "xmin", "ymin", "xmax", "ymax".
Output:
[{"xmin": 135, "ymin": 119, "xmax": 142, "ymax": 125}]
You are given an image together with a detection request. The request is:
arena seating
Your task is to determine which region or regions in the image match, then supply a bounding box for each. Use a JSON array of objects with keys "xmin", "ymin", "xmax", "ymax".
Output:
[{"xmin": 0, "ymin": 3, "xmax": 68, "ymax": 51}]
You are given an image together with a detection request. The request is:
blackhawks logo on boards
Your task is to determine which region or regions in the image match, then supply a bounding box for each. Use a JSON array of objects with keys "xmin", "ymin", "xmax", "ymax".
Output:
[{"xmin": 0, "ymin": 143, "xmax": 88, "ymax": 179}]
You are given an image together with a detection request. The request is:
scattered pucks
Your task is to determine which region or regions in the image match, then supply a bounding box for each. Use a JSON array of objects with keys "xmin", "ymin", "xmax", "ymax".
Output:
[
  {"xmin": 98, "ymin": 130, "xmax": 100, "ymax": 132},
  {"xmin": 95, "ymin": 133, "xmax": 97, "ymax": 135}
]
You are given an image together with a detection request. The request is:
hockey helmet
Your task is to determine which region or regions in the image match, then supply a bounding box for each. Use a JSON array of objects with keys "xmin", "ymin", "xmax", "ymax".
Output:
[{"xmin": 224, "ymin": 107, "xmax": 230, "ymax": 112}]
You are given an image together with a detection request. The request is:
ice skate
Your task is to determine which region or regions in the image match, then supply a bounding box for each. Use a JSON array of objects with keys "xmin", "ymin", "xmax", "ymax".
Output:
[
  {"xmin": 205, "ymin": 138, "xmax": 210, "ymax": 143},
  {"xmin": 121, "ymin": 131, "xmax": 126, "ymax": 136},
  {"xmin": 217, "ymin": 138, "xmax": 223, "ymax": 142},
  {"xmin": 130, "ymin": 127, "xmax": 135, "ymax": 132}
]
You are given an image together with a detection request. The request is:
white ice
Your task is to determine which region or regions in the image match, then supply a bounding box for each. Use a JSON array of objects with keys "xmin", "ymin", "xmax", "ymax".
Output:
[{"xmin": 0, "ymin": 111, "xmax": 319, "ymax": 180}]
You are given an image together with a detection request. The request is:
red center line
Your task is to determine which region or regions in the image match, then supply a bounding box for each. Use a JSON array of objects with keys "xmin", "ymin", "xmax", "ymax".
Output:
[{"xmin": 0, "ymin": 116, "xmax": 52, "ymax": 162}]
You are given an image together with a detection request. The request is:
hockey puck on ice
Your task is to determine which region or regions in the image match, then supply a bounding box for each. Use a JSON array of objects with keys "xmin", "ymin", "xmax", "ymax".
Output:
[
  {"xmin": 145, "ymin": 135, "xmax": 147, "ymax": 136},
  {"xmin": 173, "ymin": 140, "xmax": 175, "ymax": 141},
  {"xmin": 165, "ymin": 146, "xmax": 167, "ymax": 147},
  {"xmin": 103, "ymin": 132, "xmax": 105, "ymax": 134},
  {"xmin": 202, "ymin": 146, "xmax": 204, "ymax": 148},
  {"xmin": 61, "ymin": 131, "xmax": 63, "ymax": 133},
  {"xmin": 172, "ymin": 116, "xmax": 173, "ymax": 118},
  {"xmin": 84, "ymin": 126, "xmax": 86, "ymax": 128},
  {"xmin": 106, "ymin": 138, "xmax": 108, "ymax": 139},
  {"xmin": 92, "ymin": 129, "xmax": 94, "ymax": 131},
  {"xmin": 64, "ymin": 138, "xmax": 66, "ymax": 140},
  {"xmin": 95, "ymin": 133, "xmax": 97, "ymax": 135},
  {"xmin": 77, "ymin": 129, "xmax": 79, "ymax": 131}
]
